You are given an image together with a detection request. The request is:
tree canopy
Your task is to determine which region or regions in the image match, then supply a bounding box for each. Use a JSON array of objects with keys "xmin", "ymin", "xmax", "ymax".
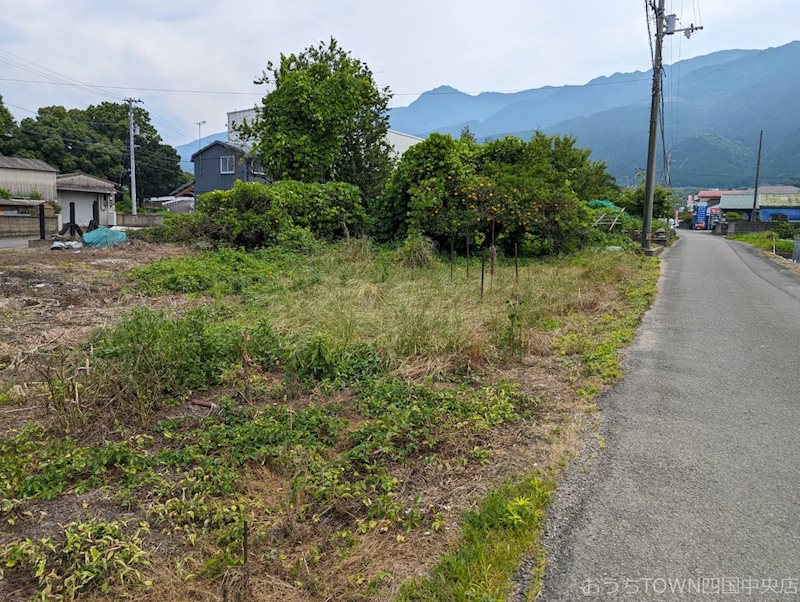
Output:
[
  {"xmin": 241, "ymin": 38, "xmax": 394, "ymax": 202},
  {"xmin": 0, "ymin": 98, "xmax": 186, "ymax": 200},
  {"xmin": 616, "ymin": 182, "xmax": 675, "ymax": 219},
  {"xmin": 372, "ymin": 131, "xmax": 620, "ymax": 255}
]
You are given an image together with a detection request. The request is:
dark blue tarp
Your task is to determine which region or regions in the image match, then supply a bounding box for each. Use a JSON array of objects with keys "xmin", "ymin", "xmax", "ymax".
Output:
[{"xmin": 82, "ymin": 227, "xmax": 129, "ymax": 248}]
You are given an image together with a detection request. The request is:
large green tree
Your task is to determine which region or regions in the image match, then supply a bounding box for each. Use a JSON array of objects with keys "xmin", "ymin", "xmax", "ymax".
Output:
[
  {"xmin": 0, "ymin": 96, "xmax": 16, "ymax": 153},
  {"xmin": 242, "ymin": 38, "xmax": 394, "ymax": 202},
  {"xmin": 616, "ymin": 182, "xmax": 674, "ymax": 219},
  {"xmin": 1, "ymin": 101, "xmax": 185, "ymax": 200}
]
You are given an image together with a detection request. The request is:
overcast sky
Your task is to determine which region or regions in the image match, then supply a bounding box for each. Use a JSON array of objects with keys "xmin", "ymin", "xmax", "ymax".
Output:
[{"xmin": 1, "ymin": 0, "xmax": 798, "ymax": 146}]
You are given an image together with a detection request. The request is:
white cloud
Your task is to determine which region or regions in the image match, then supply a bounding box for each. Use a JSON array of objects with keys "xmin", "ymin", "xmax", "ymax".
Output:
[{"xmin": 1, "ymin": 0, "xmax": 798, "ymax": 145}]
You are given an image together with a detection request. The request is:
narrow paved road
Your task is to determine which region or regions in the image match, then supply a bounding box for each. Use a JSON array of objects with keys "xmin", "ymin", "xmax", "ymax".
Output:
[{"xmin": 541, "ymin": 231, "xmax": 800, "ymax": 600}]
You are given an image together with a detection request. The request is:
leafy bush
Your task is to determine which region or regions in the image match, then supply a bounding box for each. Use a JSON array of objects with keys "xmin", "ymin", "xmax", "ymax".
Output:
[
  {"xmin": 396, "ymin": 232, "xmax": 436, "ymax": 267},
  {"xmin": 131, "ymin": 248, "xmax": 281, "ymax": 296},
  {"xmin": 43, "ymin": 307, "xmax": 247, "ymax": 427},
  {"xmin": 771, "ymin": 221, "xmax": 798, "ymax": 239},
  {"xmin": 725, "ymin": 211, "xmax": 744, "ymax": 222},
  {"xmin": 0, "ymin": 187, "xmax": 11, "ymax": 199},
  {"xmin": 198, "ymin": 180, "xmax": 365, "ymax": 249},
  {"xmin": 0, "ymin": 520, "xmax": 150, "ymax": 600}
]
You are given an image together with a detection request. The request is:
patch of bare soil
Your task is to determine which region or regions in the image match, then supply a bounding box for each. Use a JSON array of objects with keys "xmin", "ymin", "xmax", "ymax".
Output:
[{"xmin": 0, "ymin": 241, "xmax": 192, "ymax": 392}]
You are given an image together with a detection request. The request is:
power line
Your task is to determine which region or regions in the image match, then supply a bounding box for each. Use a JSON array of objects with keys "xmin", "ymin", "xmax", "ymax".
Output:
[
  {"xmin": 0, "ymin": 75, "xmax": 655, "ymax": 97},
  {"xmin": 0, "ymin": 50, "xmax": 125, "ymax": 101}
]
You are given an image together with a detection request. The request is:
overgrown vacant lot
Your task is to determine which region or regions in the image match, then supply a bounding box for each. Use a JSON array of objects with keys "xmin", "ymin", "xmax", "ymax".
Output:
[{"xmin": 0, "ymin": 241, "xmax": 658, "ymax": 601}]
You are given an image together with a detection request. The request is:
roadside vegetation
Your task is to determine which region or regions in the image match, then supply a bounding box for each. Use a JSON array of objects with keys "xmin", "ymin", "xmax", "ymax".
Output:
[{"xmin": 729, "ymin": 226, "xmax": 799, "ymax": 256}]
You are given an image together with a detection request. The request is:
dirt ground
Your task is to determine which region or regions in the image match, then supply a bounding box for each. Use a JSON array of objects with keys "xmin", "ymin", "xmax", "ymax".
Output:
[{"xmin": 0, "ymin": 241, "xmax": 190, "ymax": 397}]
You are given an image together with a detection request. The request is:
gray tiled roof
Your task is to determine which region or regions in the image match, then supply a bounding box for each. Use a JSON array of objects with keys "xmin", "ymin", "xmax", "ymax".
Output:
[
  {"xmin": 0, "ymin": 156, "xmax": 57, "ymax": 172},
  {"xmin": 56, "ymin": 172, "xmax": 116, "ymax": 193}
]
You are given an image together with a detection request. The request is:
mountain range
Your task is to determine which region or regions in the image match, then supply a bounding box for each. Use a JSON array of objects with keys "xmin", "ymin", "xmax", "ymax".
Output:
[
  {"xmin": 388, "ymin": 41, "xmax": 800, "ymax": 188},
  {"xmin": 175, "ymin": 42, "xmax": 800, "ymax": 188}
]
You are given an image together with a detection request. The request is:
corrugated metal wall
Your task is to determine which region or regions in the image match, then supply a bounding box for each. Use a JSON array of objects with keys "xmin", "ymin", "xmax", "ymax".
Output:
[{"xmin": 0, "ymin": 169, "xmax": 57, "ymax": 200}]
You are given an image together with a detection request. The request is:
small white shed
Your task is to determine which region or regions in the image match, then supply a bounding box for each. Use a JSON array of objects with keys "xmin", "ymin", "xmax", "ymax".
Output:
[{"xmin": 56, "ymin": 172, "xmax": 117, "ymax": 228}]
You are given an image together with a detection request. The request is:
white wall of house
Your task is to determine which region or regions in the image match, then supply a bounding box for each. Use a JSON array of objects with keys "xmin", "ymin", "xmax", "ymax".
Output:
[
  {"xmin": 0, "ymin": 168, "xmax": 57, "ymax": 200},
  {"xmin": 227, "ymin": 108, "xmax": 257, "ymax": 148},
  {"xmin": 386, "ymin": 129, "xmax": 423, "ymax": 157},
  {"xmin": 57, "ymin": 190, "xmax": 115, "ymax": 227}
]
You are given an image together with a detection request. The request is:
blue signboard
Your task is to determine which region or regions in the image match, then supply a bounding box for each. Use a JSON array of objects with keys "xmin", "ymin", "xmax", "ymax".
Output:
[{"xmin": 694, "ymin": 205, "xmax": 708, "ymax": 227}]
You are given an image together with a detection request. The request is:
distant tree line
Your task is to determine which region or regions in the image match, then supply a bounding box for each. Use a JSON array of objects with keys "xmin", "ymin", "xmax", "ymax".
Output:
[{"xmin": 0, "ymin": 96, "xmax": 187, "ymax": 200}]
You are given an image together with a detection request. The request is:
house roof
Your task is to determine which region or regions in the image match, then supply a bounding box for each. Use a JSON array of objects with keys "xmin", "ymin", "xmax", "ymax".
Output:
[
  {"xmin": 190, "ymin": 140, "xmax": 246, "ymax": 160},
  {"xmin": 0, "ymin": 198, "xmax": 46, "ymax": 207},
  {"xmin": 387, "ymin": 129, "xmax": 425, "ymax": 142},
  {"xmin": 718, "ymin": 194, "xmax": 758, "ymax": 210},
  {"xmin": 0, "ymin": 156, "xmax": 57, "ymax": 172},
  {"xmin": 697, "ymin": 190, "xmax": 739, "ymax": 198},
  {"xmin": 760, "ymin": 193, "xmax": 800, "ymax": 208},
  {"xmin": 170, "ymin": 179, "xmax": 194, "ymax": 197},
  {"xmin": 740, "ymin": 185, "xmax": 800, "ymax": 195},
  {"xmin": 56, "ymin": 172, "xmax": 116, "ymax": 193}
]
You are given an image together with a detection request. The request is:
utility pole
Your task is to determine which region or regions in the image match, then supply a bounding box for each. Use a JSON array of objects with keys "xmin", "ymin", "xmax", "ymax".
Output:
[
  {"xmin": 642, "ymin": 2, "xmax": 702, "ymax": 252},
  {"xmin": 195, "ymin": 120, "xmax": 206, "ymax": 152},
  {"xmin": 125, "ymin": 98, "xmax": 142, "ymax": 215},
  {"xmin": 749, "ymin": 129, "xmax": 763, "ymax": 222}
]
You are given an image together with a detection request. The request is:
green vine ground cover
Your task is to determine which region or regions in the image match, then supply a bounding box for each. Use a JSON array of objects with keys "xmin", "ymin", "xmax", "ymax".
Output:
[{"xmin": 0, "ymin": 242, "xmax": 658, "ymax": 601}]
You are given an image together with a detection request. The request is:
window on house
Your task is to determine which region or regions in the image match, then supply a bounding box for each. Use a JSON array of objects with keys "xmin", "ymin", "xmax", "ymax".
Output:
[
  {"xmin": 251, "ymin": 161, "xmax": 265, "ymax": 176},
  {"xmin": 220, "ymin": 156, "xmax": 235, "ymax": 174}
]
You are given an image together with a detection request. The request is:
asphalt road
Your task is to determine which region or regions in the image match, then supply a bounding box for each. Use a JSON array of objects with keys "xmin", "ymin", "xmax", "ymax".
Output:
[{"xmin": 539, "ymin": 231, "xmax": 800, "ymax": 600}]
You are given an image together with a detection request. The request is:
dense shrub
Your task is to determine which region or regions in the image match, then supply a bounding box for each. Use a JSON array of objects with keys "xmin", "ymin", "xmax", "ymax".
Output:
[
  {"xmin": 140, "ymin": 180, "xmax": 365, "ymax": 250},
  {"xmin": 725, "ymin": 211, "xmax": 744, "ymax": 222},
  {"xmin": 771, "ymin": 220, "xmax": 798, "ymax": 239}
]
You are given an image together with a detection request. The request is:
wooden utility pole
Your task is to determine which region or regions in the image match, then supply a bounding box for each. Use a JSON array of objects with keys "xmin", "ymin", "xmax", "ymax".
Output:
[
  {"xmin": 749, "ymin": 129, "xmax": 763, "ymax": 222},
  {"xmin": 641, "ymin": 0, "xmax": 666, "ymax": 253}
]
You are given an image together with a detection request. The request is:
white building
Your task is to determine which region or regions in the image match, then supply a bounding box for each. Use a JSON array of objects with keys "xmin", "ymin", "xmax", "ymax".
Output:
[
  {"xmin": 56, "ymin": 172, "xmax": 117, "ymax": 228},
  {"xmin": 226, "ymin": 109, "xmax": 423, "ymax": 157}
]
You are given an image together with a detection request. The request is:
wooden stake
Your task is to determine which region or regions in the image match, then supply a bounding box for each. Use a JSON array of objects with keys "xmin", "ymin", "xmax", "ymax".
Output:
[
  {"xmin": 480, "ymin": 250, "xmax": 486, "ymax": 302},
  {"xmin": 450, "ymin": 237, "xmax": 455, "ymax": 279},
  {"xmin": 466, "ymin": 237, "xmax": 470, "ymax": 277},
  {"xmin": 490, "ymin": 219, "xmax": 496, "ymax": 290},
  {"xmin": 514, "ymin": 242, "xmax": 519, "ymax": 284}
]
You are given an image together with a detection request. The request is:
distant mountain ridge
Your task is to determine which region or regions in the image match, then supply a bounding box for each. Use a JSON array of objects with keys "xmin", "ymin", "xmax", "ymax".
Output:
[
  {"xmin": 389, "ymin": 43, "xmax": 800, "ymax": 187},
  {"xmin": 176, "ymin": 132, "xmax": 226, "ymax": 175}
]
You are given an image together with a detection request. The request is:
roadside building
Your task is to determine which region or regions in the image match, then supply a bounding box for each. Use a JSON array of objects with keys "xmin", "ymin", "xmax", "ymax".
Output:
[
  {"xmin": 717, "ymin": 186, "xmax": 800, "ymax": 222},
  {"xmin": 718, "ymin": 193, "xmax": 758, "ymax": 221},
  {"xmin": 0, "ymin": 156, "xmax": 57, "ymax": 200},
  {"xmin": 191, "ymin": 141, "xmax": 268, "ymax": 197},
  {"xmin": 0, "ymin": 157, "xmax": 59, "ymax": 238}
]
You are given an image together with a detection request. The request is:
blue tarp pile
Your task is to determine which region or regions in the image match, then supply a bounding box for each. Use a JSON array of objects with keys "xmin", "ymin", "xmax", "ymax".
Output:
[{"xmin": 82, "ymin": 227, "xmax": 129, "ymax": 248}]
